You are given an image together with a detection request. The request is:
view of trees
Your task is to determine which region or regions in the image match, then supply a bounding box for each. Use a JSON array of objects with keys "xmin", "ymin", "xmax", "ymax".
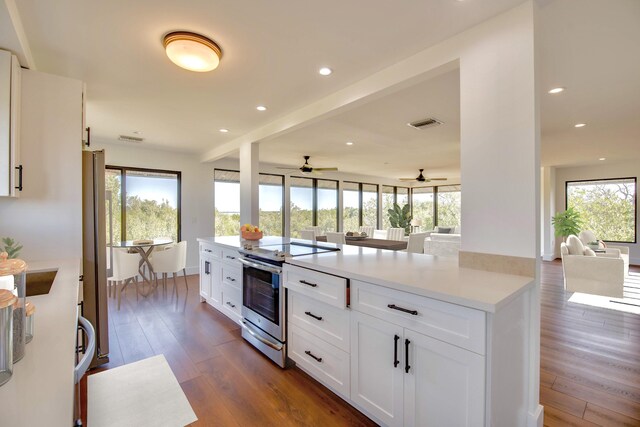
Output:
[
  {"xmin": 437, "ymin": 190, "xmax": 462, "ymax": 227},
  {"xmin": 567, "ymin": 180, "xmax": 636, "ymax": 242}
]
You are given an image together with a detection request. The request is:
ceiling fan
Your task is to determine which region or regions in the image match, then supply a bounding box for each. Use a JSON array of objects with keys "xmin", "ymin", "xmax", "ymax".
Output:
[
  {"xmin": 399, "ymin": 169, "xmax": 447, "ymax": 183},
  {"xmin": 277, "ymin": 155, "xmax": 338, "ymax": 174}
]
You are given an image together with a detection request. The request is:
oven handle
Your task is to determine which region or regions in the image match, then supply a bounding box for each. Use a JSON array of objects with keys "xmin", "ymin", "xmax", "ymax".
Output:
[
  {"xmin": 238, "ymin": 257, "xmax": 282, "ymax": 274},
  {"xmin": 241, "ymin": 320, "xmax": 284, "ymax": 351}
]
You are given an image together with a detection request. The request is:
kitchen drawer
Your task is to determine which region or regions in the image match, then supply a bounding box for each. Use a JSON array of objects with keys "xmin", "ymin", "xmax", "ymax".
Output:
[
  {"xmin": 288, "ymin": 324, "xmax": 350, "ymax": 399},
  {"xmin": 288, "ymin": 291, "xmax": 350, "ymax": 352},
  {"xmin": 221, "ymin": 248, "xmax": 241, "ymax": 264},
  {"xmin": 221, "ymin": 264, "xmax": 242, "ymax": 291},
  {"xmin": 199, "ymin": 242, "xmax": 221, "ymax": 259},
  {"xmin": 351, "ymin": 280, "xmax": 486, "ymax": 355},
  {"xmin": 283, "ymin": 264, "xmax": 347, "ymax": 309},
  {"xmin": 221, "ymin": 281, "xmax": 242, "ymax": 321}
]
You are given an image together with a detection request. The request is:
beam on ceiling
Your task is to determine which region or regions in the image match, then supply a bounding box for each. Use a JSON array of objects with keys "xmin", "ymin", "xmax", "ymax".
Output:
[{"xmin": 2, "ymin": 0, "xmax": 36, "ymax": 69}]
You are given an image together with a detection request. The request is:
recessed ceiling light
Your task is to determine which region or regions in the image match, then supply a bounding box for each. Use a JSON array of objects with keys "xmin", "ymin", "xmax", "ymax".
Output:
[
  {"xmin": 599, "ymin": 157, "xmax": 606, "ymax": 161},
  {"xmin": 548, "ymin": 87, "xmax": 565, "ymax": 94},
  {"xmin": 319, "ymin": 67, "xmax": 332, "ymax": 76},
  {"xmin": 132, "ymin": 131, "xmax": 143, "ymax": 135},
  {"xmin": 219, "ymin": 128, "xmax": 229, "ymax": 133},
  {"xmin": 346, "ymin": 141, "xmax": 354, "ymax": 146},
  {"xmin": 163, "ymin": 31, "xmax": 222, "ymax": 72},
  {"xmin": 574, "ymin": 123, "xmax": 586, "ymax": 128},
  {"xmin": 256, "ymin": 105, "xmax": 267, "ymax": 111}
]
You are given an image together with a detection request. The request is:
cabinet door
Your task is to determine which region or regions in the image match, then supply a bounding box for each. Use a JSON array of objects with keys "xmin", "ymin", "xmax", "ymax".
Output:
[
  {"xmin": 209, "ymin": 260, "xmax": 222, "ymax": 307},
  {"xmin": 199, "ymin": 255, "xmax": 212, "ymax": 301},
  {"xmin": 404, "ymin": 329, "xmax": 485, "ymax": 427},
  {"xmin": 351, "ymin": 311, "xmax": 404, "ymax": 427}
]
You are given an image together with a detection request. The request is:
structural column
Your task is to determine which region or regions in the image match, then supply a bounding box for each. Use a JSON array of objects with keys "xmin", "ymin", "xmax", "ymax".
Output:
[{"xmin": 239, "ymin": 142, "xmax": 259, "ymax": 227}]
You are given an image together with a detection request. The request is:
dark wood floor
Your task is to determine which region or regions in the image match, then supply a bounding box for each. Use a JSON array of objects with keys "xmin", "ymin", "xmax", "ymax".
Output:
[{"xmin": 81, "ymin": 262, "xmax": 640, "ymax": 426}]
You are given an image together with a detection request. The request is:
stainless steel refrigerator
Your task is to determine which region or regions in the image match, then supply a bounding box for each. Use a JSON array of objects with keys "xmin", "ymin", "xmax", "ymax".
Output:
[{"xmin": 81, "ymin": 149, "xmax": 109, "ymax": 368}]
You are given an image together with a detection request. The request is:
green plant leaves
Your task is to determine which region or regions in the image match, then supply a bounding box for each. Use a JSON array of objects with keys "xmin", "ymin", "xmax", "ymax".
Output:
[{"xmin": 1, "ymin": 237, "xmax": 22, "ymax": 259}]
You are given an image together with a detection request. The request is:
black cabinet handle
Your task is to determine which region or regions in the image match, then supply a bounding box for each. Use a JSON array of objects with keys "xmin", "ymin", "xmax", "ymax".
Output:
[
  {"xmin": 226, "ymin": 276, "xmax": 236, "ymax": 282},
  {"xmin": 305, "ymin": 350, "xmax": 322, "ymax": 363},
  {"xmin": 388, "ymin": 304, "xmax": 418, "ymax": 316},
  {"xmin": 226, "ymin": 255, "xmax": 236, "ymax": 260},
  {"xmin": 204, "ymin": 261, "xmax": 210, "ymax": 275},
  {"xmin": 393, "ymin": 335, "xmax": 400, "ymax": 368},
  {"xmin": 15, "ymin": 165, "xmax": 23, "ymax": 191},
  {"xmin": 405, "ymin": 339, "xmax": 411, "ymax": 373},
  {"xmin": 226, "ymin": 301, "xmax": 236, "ymax": 308},
  {"xmin": 300, "ymin": 279, "xmax": 317, "ymax": 288},
  {"xmin": 305, "ymin": 311, "xmax": 323, "ymax": 321}
]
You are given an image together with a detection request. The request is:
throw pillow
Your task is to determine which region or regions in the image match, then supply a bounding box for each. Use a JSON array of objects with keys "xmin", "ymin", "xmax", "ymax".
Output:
[
  {"xmin": 436, "ymin": 227, "xmax": 452, "ymax": 234},
  {"xmin": 584, "ymin": 248, "xmax": 596, "ymax": 257},
  {"xmin": 566, "ymin": 235, "xmax": 585, "ymax": 255}
]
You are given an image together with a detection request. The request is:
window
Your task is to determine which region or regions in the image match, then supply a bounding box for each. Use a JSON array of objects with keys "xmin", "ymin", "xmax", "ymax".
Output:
[
  {"xmin": 412, "ymin": 187, "xmax": 434, "ymax": 230},
  {"xmin": 290, "ymin": 177, "xmax": 314, "ymax": 238},
  {"xmin": 106, "ymin": 166, "xmax": 181, "ymax": 242},
  {"xmin": 317, "ymin": 179, "xmax": 338, "ymax": 233},
  {"xmin": 437, "ymin": 185, "xmax": 461, "ymax": 228},
  {"xmin": 362, "ymin": 183, "xmax": 379, "ymax": 228},
  {"xmin": 343, "ymin": 182, "xmax": 360, "ymax": 232},
  {"xmin": 382, "ymin": 186, "xmax": 410, "ymax": 229},
  {"xmin": 566, "ymin": 178, "xmax": 636, "ymax": 243},
  {"xmin": 214, "ymin": 170, "xmax": 240, "ymax": 236},
  {"xmin": 259, "ymin": 174, "xmax": 284, "ymax": 236}
]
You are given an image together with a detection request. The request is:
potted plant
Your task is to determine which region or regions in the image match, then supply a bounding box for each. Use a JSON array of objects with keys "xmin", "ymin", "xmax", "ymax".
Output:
[
  {"xmin": 1, "ymin": 237, "xmax": 22, "ymax": 259},
  {"xmin": 551, "ymin": 208, "xmax": 582, "ymax": 242},
  {"xmin": 388, "ymin": 203, "xmax": 412, "ymax": 236}
]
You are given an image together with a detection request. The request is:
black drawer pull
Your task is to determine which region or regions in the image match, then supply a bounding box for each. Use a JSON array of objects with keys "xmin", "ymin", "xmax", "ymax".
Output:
[
  {"xmin": 405, "ymin": 339, "xmax": 411, "ymax": 373},
  {"xmin": 299, "ymin": 279, "xmax": 317, "ymax": 288},
  {"xmin": 305, "ymin": 350, "xmax": 322, "ymax": 363},
  {"xmin": 393, "ymin": 335, "xmax": 400, "ymax": 368},
  {"xmin": 226, "ymin": 301, "xmax": 236, "ymax": 308},
  {"xmin": 226, "ymin": 255, "xmax": 236, "ymax": 260},
  {"xmin": 204, "ymin": 249, "xmax": 213, "ymax": 253},
  {"xmin": 304, "ymin": 311, "xmax": 323, "ymax": 321},
  {"xmin": 226, "ymin": 276, "xmax": 236, "ymax": 282},
  {"xmin": 387, "ymin": 304, "xmax": 418, "ymax": 316}
]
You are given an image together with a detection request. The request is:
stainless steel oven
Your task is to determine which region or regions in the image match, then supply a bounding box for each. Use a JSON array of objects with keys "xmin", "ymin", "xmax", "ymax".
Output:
[{"xmin": 238, "ymin": 256, "xmax": 287, "ymax": 367}]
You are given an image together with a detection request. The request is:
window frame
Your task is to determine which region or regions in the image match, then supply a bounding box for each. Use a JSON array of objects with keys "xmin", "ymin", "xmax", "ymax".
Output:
[
  {"xmin": 410, "ymin": 184, "xmax": 462, "ymax": 230},
  {"xmin": 259, "ymin": 172, "xmax": 286, "ymax": 237},
  {"xmin": 106, "ymin": 165, "xmax": 182, "ymax": 242},
  {"xmin": 565, "ymin": 176, "xmax": 637, "ymax": 244},
  {"xmin": 291, "ymin": 175, "xmax": 339, "ymax": 232},
  {"xmin": 344, "ymin": 180, "xmax": 379, "ymax": 228}
]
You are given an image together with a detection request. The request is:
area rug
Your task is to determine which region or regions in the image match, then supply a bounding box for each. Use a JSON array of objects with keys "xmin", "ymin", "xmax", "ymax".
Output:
[
  {"xmin": 88, "ymin": 355, "xmax": 197, "ymax": 427},
  {"xmin": 568, "ymin": 272, "xmax": 640, "ymax": 315}
]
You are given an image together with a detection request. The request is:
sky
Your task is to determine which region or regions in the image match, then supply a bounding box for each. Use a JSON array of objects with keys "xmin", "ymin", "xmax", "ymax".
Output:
[{"xmin": 127, "ymin": 175, "xmax": 178, "ymax": 208}]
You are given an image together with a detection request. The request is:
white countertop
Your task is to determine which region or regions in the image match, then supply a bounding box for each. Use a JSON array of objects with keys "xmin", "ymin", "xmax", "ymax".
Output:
[
  {"xmin": 0, "ymin": 258, "xmax": 80, "ymax": 427},
  {"xmin": 288, "ymin": 245, "xmax": 534, "ymax": 313},
  {"xmin": 198, "ymin": 235, "xmax": 299, "ymax": 249}
]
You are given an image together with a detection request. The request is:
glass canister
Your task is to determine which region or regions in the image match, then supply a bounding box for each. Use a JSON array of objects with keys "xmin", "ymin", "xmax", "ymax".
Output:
[
  {"xmin": 0, "ymin": 252, "xmax": 27, "ymax": 363},
  {"xmin": 0, "ymin": 289, "xmax": 17, "ymax": 386},
  {"xmin": 25, "ymin": 302, "xmax": 35, "ymax": 343}
]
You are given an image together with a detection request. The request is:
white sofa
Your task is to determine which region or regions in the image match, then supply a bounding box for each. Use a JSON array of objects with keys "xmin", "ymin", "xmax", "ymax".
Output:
[
  {"xmin": 423, "ymin": 227, "xmax": 461, "ymax": 257},
  {"xmin": 560, "ymin": 235, "xmax": 624, "ymax": 298},
  {"xmin": 578, "ymin": 230, "xmax": 630, "ymax": 277}
]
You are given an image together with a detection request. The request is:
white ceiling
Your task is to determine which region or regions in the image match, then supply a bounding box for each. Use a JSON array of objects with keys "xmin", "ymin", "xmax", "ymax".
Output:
[{"xmin": 2, "ymin": 0, "xmax": 639, "ymax": 177}]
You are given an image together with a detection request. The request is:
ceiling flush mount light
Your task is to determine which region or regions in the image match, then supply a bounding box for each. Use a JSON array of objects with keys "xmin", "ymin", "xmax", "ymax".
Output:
[
  {"xmin": 256, "ymin": 105, "xmax": 267, "ymax": 111},
  {"xmin": 574, "ymin": 123, "xmax": 586, "ymax": 128},
  {"xmin": 548, "ymin": 87, "xmax": 565, "ymax": 94},
  {"xmin": 219, "ymin": 128, "xmax": 229, "ymax": 133},
  {"xmin": 346, "ymin": 141, "xmax": 354, "ymax": 146},
  {"xmin": 319, "ymin": 67, "xmax": 332, "ymax": 76},
  {"xmin": 163, "ymin": 31, "xmax": 222, "ymax": 72}
]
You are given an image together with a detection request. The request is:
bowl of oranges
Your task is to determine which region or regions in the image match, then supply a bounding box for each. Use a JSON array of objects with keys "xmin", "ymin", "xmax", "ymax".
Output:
[{"xmin": 241, "ymin": 224, "xmax": 263, "ymax": 240}]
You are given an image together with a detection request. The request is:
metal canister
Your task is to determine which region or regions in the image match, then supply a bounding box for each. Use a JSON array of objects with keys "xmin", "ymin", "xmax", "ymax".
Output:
[
  {"xmin": 25, "ymin": 302, "xmax": 35, "ymax": 344},
  {"xmin": 0, "ymin": 253, "xmax": 27, "ymax": 363},
  {"xmin": 0, "ymin": 289, "xmax": 17, "ymax": 386}
]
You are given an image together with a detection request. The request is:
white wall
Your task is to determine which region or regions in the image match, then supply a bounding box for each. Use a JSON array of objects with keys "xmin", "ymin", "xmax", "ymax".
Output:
[
  {"xmin": 91, "ymin": 140, "xmax": 213, "ymax": 274},
  {"xmin": 554, "ymin": 160, "xmax": 640, "ymax": 265},
  {"xmin": 0, "ymin": 69, "xmax": 83, "ymax": 262},
  {"xmin": 541, "ymin": 166, "xmax": 556, "ymax": 260}
]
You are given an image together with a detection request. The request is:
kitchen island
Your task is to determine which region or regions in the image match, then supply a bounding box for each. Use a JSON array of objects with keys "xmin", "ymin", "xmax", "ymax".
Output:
[
  {"xmin": 0, "ymin": 259, "xmax": 80, "ymax": 427},
  {"xmin": 198, "ymin": 236, "xmax": 536, "ymax": 426}
]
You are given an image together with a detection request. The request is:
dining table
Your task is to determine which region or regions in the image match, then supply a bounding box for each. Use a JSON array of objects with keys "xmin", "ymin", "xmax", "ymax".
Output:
[
  {"xmin": 110, "ymin": 238, "xmax": 173, "ymax": 296},
  {"xmin": 316, "ymin": 235, "xmax": 407, "ymax": 251}
]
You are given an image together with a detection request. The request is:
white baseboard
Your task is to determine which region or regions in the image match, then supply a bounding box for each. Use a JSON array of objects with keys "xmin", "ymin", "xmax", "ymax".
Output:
[
  {"xmin": 630, "ymin": 257, "xmax": 640, "ymax": 267},
  {"xmin": 185, "ymin": 265, "xmax": 199, "ymax": 276},
  {"xmin": 542, "ymin": 253, "xmax": 557, "ymax": 262},
  {"xmin": 528, "ymin": 404, "xmax": 544, "ymax": 427}
]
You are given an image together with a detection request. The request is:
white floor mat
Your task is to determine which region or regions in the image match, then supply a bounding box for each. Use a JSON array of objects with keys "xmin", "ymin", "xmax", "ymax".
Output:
[{"xmin": 88, "ymin": 355, "xmax": 197, "ymax": 427}]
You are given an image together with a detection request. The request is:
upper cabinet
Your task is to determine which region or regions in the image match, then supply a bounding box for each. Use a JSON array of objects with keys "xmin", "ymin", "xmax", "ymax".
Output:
[{"xmin": 0, "ymin": 50, "xmax": 21, "ymax": 197}]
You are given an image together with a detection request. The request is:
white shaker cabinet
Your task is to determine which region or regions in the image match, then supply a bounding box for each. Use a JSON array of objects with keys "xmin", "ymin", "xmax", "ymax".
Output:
[
  {"xmin": 0, "ymin": 50, "xmax": 21, "ymax": 197},
  {"xmin": 198, "ymin": 242, "xmax": 222, "ymax": 308}
]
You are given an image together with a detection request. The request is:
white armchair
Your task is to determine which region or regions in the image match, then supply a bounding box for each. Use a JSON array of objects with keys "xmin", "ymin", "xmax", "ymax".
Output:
[
  {"xmin": 578, "ymin": 230, "xmax": 629, "ymax": 276},
  {"xmin": 560, "ymin": 235, "xmax": 624, "ymax": 298}
]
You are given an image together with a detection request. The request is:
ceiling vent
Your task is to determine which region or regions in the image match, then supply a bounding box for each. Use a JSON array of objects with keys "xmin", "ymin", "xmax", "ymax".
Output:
[
  {"xmin": 407, "ymin": 117, "xmax": 443, "ymax": 130},
  {"xmin": 118, "ymin": 135, "xmax": 144, "ymax": 143}
]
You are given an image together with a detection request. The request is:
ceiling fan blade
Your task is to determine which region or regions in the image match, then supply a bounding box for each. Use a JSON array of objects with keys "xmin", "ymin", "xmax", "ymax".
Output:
[
  {"xmin": 427, "ymin": 178, "xmax": 448, "ymax": 181},
  {"xmin": 276, "ymin": 167, "xmax": 300, "ymax": 170},
  {"xmin": 398, "ymin": 178, "xmax": 416, "ymax": 181},
  {"xmin": 314, "ymin": 167, "xmax": 338, "ymax": 171}
]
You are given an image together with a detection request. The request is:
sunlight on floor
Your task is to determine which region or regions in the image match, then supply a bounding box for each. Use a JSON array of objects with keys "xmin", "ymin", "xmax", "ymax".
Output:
[{"xmin": 568, "ymin": 272, "xmax": 640, "ymax": 315}]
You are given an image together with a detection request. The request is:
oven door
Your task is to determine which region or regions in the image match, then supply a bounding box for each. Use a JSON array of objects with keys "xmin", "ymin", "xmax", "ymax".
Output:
[{"xmin": 239, "ymin": 257, "xmax": 284, "ymax": 341}]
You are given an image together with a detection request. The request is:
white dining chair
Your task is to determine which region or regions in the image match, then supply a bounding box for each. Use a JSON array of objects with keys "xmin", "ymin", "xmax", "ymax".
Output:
[
  {"xmin": 150, "ymin": 241, "xmax": 188, "ymax": 295},
  {"xmin": 373, "ymin": 229, "xmax": 388, "ymax": 239},
  {"xmin": 406, "ymin": 232, "xmax": 429, "ymax": 254},
  {"xmin": 300, "ymin": 229, "xmax": 317, "ymax": 241},
  {"xmin": 108, "ymin": 248, "xmax": 142, "ymax": 310},
  {"xmin": 387, "ymin": 228, "xmax": 405, "ymax": 241},
  {"xmin": 326, "ymin": 232, "xmax": 346, "ymax": 244},
  {"xmin": 358, "ymin": 226, "xmax": 375, "ymax": 237},
  {"xmin": 305, "ymin": 226, "xmax": 324, "ymax": 237}
]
